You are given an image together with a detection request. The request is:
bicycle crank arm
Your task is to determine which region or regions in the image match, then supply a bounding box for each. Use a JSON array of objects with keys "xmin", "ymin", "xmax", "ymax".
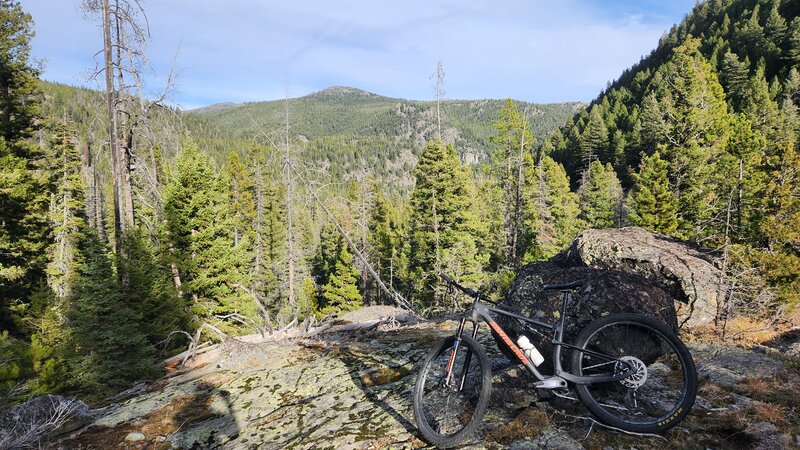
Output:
[{"xmin": 534, "ymin": 377, "xmax": 568, "ymax": 390}]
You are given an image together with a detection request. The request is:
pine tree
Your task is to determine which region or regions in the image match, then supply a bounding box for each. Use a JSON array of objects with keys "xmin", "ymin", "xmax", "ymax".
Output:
[
  {"xmin": 297, "ymin": 276, "xmax": 317, "ymax": 320},
  {"xmin": 579, "ymin": 161, "xmax": 623, "ymax": 229},
  {"xmin": 367, "ymin": 181, "xmax": 404, "ymax": 303},
  {"xmin": 29, "ymin": 284, "xmax": 69, "ymax": 393},
  {"xmin": 627, "ymin": 152, "xmax": 678, "ymax": 234},
  {"xmin": 0, "ymin": 0, "xmax": 48, "ymax": 332},
  {"xmin": 720, "ymin": 51, "xmax": 750, "ymax": 110},
  {"xmin": 733, "ymin": 5, "xmax": 770, "ymax": 65},
  {"xmin": 580, "ymin": 106, "xmax": 610, "ymax": 170},
  {"xmin": 638, "ymin": 92, "xmax": 665, "ymax": 155},
  {"xmin": 408, "ymin": 138, "xmax": 485, "ymax": 309},
  {"xmin": 249, "ymin": 146, "xmax": 287, "ymax": 309},
  {"xmin": 711, "ymin": 114, "xmax": 767, "ymax": 244},
  {"xmin": 765, "ymin": 1, "xmax": 787, "ymax": 43},
  {"xmin": 741, "ymin": 61, "xmax": 781, "ymax": 136},
  {"xmin": 163, "ymin": 139, "xmax": 252, "ymax": 332},
  {"xmin": 319, "ymin": 237, "xmax": 362, "ymax": 317},
  {"xmin": 489, "ymin": 99, "xmax": 535, "ymax": 267},
  {"xmin": 43, "ymin": 121, "xmax": 86, "ymax": 299},
  {"xmin": 0, "ymin": 0, "xmax": 40, "ymax": 143},
  {"xmin": 22, "ymin": 120, "xmax": 88, "ymax": 394},
  {"xmin": 788, "ymin": 18, "xmax": 800, "ymax": 66},
  {"xmin": 225, "ymin": 151, "xmax": 255, "ymax": 247},
  {"xmin": 313, "ymin": 222, "xmax": 341, "ymax": 297},
  {"xmin": 653, "ymin": 37, "xmax": 732, "ymax": 239},
  {"xmin": 527, "ymin": 156, "xmax": 584, "ymax": 260},
  {"xmin": 69, "ymin": 232, "xmax": 156, "ymax": 395},
  {"xmin": 119, "ymin": 229, "xmax": 189, "ymax": 349},
  {"xmin": 0, "ymin": 329, "xmax": 30, "ymax": 392}
]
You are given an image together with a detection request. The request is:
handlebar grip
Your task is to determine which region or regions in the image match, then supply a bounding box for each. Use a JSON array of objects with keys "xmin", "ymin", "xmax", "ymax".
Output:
[{"xmin": 440, "ymin": 273, "xmax": 456, "ymax": 284}]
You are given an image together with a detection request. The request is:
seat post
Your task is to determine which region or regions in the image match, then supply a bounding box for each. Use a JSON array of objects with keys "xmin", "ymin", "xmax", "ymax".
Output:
[{"xmin": 560, "ymin": 290, "xmax": 570, "ymax": 320}]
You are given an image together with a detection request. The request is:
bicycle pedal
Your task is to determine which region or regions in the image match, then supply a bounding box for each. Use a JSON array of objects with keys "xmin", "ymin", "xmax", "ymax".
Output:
[{"xmin": 534, "ymin": 377, "xmax": 567, "ymax": 390}]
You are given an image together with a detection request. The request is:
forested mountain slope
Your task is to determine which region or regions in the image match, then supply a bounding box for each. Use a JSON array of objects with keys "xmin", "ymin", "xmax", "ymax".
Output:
[
  {"xmin": 192, "ymin": 86, "xmax": 582, "ymax": 177},
  {"xmin": 542, "ymin": 0, "xmax": 800, "ymax": 307},
  {"xmin": 41, "ymin": 81, "xmax": 582, "ymax": 185},
  {"xmin": 548, "ymin": 0, "xmax": 800, "ymax": 181}
]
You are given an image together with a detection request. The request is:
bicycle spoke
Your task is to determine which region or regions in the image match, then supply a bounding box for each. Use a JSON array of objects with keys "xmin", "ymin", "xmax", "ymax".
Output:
[
  {"xmin": 576, "ymin": 319, "xmax": 693, "ymax": 429},
  {"xmin": 414, "ymin": 335, "xmax": 490, "ymax": 445}
]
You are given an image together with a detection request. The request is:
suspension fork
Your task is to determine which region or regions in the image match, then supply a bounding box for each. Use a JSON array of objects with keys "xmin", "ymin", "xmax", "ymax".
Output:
[
  {"xmin": 444, "ymin": 318, "xmax": 467, "ymax": 386},
  {"xmin": 458, "ymin": 320, "xmax": 479, "ymax": 391},
  {"xmin": 445, "ymin": 317, "xmax": 478, "ymax": 391}
]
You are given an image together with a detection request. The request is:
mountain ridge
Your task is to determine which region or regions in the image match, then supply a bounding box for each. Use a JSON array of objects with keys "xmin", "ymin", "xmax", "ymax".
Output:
[{"xmin": 189, "ymin": 84, "xmax": 583, "ymax": 114}]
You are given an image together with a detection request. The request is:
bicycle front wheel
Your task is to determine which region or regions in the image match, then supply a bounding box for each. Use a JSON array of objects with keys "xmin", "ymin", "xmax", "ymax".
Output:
[
  {"xmin": 412, "ymin": 335, "xmax": 491, "ymax": 448},
  {"xmin": 572, "ymin": 313, "xmax": 697, "ymax": 434}
]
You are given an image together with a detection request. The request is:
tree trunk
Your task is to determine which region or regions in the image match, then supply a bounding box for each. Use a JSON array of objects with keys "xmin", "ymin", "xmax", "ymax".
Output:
[
  {"xmin": 81, "ymin": 141, "xmax": 95, "ymax": 230},
  {"xmin": 102, "ymin": 0, "xmax": 125, "ymax": 254},
  {"xmin": 254, "ymin": 161, "xmax": 263, "ymax": 276},
  {"xmin": 512, "ymin": 118, "xmax": 527, "ymax": 268},
  {"xmin": 114, "ymin": 3, "xmax": 135, "ymax": 233},
  {"xmin": 284, "ymin": 95, "xmax": 295, "ymax": 309}
]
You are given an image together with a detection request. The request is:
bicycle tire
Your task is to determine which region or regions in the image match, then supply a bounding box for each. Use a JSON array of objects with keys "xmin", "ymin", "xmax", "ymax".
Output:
[
  {"xmin": 571, "ymin": 313, "xmax": 697, "ymax": 433},
  {"xmin": 413, "ymin": 335, "xmax": 492, "ymax": 448}
]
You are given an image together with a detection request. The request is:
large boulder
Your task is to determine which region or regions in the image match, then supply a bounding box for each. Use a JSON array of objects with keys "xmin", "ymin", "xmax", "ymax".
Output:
[
  {"xmin": 504, "ymin": 263, "xmax": 679, "ymax": 370},
  {"xmin": 502, "ymin": 227, "xmax": 722, "ymax": 368},
  {"xmin": 552, "ymin": 227, "xmax": 723, "ymax": 327},
  {"xmin": 506, "ymin": 263, "xmax": 679, "ymax": 331}
]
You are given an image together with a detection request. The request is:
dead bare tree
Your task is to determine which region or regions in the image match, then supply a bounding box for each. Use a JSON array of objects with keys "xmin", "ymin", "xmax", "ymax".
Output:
[
  {"xmin": 0, "ymin": 395, "xmax": 86, "ymax": 449},
  {"xmin": 283, "ymin": 87, "xmax": 297, "ymax": 310},
  {"xmin": 430, "ymin": 60, "xmax": 445, "ymax": 138},
  {"xmin": 83, "ymin": 0, "xmax": 178, "ymax": 253}
]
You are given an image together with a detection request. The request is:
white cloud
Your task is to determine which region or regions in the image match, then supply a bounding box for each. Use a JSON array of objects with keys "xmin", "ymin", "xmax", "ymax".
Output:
[{"xmin": 24, "ymin": 0, "xmax": 695, "ymax": 106}]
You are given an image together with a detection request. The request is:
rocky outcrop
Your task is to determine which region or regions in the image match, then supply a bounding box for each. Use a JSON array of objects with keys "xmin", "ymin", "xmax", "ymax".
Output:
[
  {"xmin": 545, "ymin": 227, "xmax": 722, "ymax": 327},
  {"xmin": 44, "ymin": 313, "xmax": 800, "ymax": 450}
]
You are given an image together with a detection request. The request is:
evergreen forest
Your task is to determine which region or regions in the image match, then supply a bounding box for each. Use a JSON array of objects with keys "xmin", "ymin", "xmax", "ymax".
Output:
[{"xmin": 1, "ymin": 0, "xmax": 799, "ymax": 405}]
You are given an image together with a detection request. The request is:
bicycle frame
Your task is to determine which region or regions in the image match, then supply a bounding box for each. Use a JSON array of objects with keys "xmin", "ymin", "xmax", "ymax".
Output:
[{"xmin": 448, "ymin": 288, "xmax": 634, "ymax": 386}]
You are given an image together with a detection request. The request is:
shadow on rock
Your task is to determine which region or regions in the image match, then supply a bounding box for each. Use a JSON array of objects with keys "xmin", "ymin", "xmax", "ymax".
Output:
[
  {"xmin": 164, "ymin": 380, "xmax": 240, "ymax": 449},
  {"xmin": 58, "ymin": 379, "xmax": 241, "ymax": 449},
  {"xmin": 329, "ymin": 333, "xmax": 423, "ymax": 444}
]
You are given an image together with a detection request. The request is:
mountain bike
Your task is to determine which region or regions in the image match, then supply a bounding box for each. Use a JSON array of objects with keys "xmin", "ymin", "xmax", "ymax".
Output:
[{"xmin": 412, "ymin": 274, "xmax": 697, "ymax": 448}]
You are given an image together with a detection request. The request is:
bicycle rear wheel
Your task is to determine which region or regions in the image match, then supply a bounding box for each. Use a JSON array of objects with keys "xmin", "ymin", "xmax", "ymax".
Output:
[
  {"xmin": 571, "ymin": 313, "xmax": 697, "ymax": 433},
  {"xmin": 412, "ymin": 335, "xmax": 491, "ymax": 448}
]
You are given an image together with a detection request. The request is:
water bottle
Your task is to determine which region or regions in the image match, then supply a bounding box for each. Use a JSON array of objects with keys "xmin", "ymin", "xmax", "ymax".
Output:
[{"xmin": 516, "ymin": 335, "xmax": 545, "ymax": 367}]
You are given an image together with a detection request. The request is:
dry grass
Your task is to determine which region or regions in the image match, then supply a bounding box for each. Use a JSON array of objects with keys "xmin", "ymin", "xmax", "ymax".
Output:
[
  {"xmin": 721, "ymin": 317, "xmax": 785, "ymax": 345},
  {"xmin": 741, "ymin": 377, "xmax": 772, "ymax": 398},
  {"xmin": 748, "ymin": 403, "xmax": 789, "ymax": 427},
  {"xmin": 683, "ymin": 316, "xmax": 785, "ymax": 346},
  {"xmin": 484, "ymin": 407, "xmax": 551, "ymax": 445}
]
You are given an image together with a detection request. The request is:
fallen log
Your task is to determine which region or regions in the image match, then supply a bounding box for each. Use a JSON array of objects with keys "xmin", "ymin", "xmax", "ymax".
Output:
[{"xmin": 162, "ymin": 316, "xmax": 399, "ymax": 368}]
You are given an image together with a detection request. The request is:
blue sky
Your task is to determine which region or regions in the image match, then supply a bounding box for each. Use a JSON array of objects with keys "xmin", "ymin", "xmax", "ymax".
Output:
[{"xmin": 24, "ymin": 0, "xmax": 696, "ymax": 109}]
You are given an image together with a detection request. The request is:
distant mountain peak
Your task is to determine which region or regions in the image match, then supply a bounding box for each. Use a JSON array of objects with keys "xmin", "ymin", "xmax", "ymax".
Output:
[{"xmin": 307, "ymin": 86, "xmax": 382, "ymax": 98}]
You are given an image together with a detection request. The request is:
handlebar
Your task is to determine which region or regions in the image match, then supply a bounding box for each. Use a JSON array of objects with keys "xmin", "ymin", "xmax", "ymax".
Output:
[{"xmin": 439, "ymin": 273, "xmax": 493, "ymax": 302}]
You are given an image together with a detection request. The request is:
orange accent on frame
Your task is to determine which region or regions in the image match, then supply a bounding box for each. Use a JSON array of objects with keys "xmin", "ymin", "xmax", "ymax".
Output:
[
  {"xmin": 488, "ymin": 321, "xmax": 531, "ymax": 366},
  {"xmin": 446, "ymin": 347, "xmax": 456, "ymax": 373}
]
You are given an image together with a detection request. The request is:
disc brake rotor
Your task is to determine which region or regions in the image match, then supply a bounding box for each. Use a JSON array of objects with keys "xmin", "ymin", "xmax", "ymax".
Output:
[{"xmin": 615, "ymin": 356, "xmax": 647, "ymax": 389}]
